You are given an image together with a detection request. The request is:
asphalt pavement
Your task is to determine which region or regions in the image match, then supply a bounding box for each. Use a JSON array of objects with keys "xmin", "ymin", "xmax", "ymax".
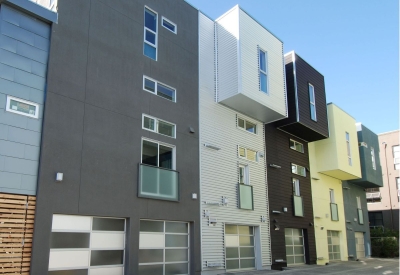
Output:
[{"xmin": 220, "ymin": 258, "xmax": 399, "ymax": 275}]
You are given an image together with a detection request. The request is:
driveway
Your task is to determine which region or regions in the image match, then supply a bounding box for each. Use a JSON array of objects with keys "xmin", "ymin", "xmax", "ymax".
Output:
[{"xmin": 220, "ymin": 258, "xmax": 399, "ymax": 275}]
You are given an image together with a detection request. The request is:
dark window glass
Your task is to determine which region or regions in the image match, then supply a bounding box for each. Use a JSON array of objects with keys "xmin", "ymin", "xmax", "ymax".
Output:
[
  {"xmin": 90, "ymin": 250, "xmax": 123, "ymax": 266},
  {"xmin": 159, "ymin": 145, "xmax": 173, "ymax": 169},
  {"xmin": 165, "ymin": 263, "xmax": 188, "ymax": 275},
  {"xmin": 138, "ymin": 264, "xmax": 163, "ymax": 275},
  {"xmin": 50, "ymin": 232, "xmax": 90, "ymax": 249},
  {"xmin": 142, "ymin": 140, "xmax": 158, "ymax": 166},
  {"xmin": 92, "ymin": 218, "xmax": 125, "ymax": 231},
  {"xmin": 165, "ymin": 222, "xmax": 188, "ymax": 233},
  {"xmin": 145, "ymin": 9, "xmax": 157, "ymax": 32},
  {"xmin": 144, "ymin": 44, "xmax": 156, "ymax": 60},
  {"xmin": 139, "ymin": 249, "xmax": 164, "ymax": 263},
  {"xmin": 140, "ymin": 220, "xmax": 164, "ymax": 232},
  {"xmin": 145, "ymin": 30, "xmax": 156, "ymax": 45},
  {"xmin": 157, "ymin": 83, "xmax": 175, "ymax": 101},
  {"xmin": 162, "ymin": 20, "xmax": 175, "ymax": 32},
  {"xmin": 259, "ymin": 50, "xmax": 266, "ymax": 71},
  {"xmin": 165, "ymin": 249, "xmax": 188, "ymax": 262},
  {"xmin": 48, "ymin": 270, "xmax": 88, "ymax": 275},
  {"xmin": 165, "ymin": 235, "xmax": 188, "ymax": 247},
  {"xmin": 144, "ymin": 78, "xmax": 156, "ymax": 93}
]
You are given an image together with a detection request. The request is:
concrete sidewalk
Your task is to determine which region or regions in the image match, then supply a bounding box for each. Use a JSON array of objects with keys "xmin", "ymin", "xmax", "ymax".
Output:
[{"xmin": 219, "ymin": 258, "xmax": 399, "ymax": 275}]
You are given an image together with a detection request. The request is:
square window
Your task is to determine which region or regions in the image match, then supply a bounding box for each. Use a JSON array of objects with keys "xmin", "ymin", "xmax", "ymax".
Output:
[
  {"xmin": 6, "ymin": 96, "xmax": 39, "ymax": 119},
  {"xmin": 237, "ymin": 117, "xmax": 257, "ymax": 134}
]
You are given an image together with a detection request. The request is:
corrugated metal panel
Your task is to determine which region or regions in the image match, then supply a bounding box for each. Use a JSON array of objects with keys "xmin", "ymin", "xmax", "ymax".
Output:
[
  {"xmin": 199, "ymin": 12, "xmax": 271, "ymax": 273},
  {"xmin": 239, "ymin": 9, "xmax": 287, "ymax": 117},
  {"xmin": 215, "ymin": 8, "xmax": 239, "ymax": 102},
  {"xmin": 0, "ymin": 5, "xmax": 50, "ymax": 195}
]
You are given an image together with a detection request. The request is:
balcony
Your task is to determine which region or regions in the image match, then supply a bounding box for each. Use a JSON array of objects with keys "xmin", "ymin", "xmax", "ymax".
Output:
[
  {"xmin": 293, "ymin": 195, "xmax": 304, "ymax": 217},
  {"xmin": 138, "ymin": 164, "xmax": 179, "ymax": 201},
  {"xmin": 330, "ymin": 203, "xmax": 339, "ymax": 221},
  {"xmin": 366, "ymin": 192, "xmax": 381, "ymax": 203},
  {"xmin": 238, "ymin": 184, "xmax": 253, "ymax": 210}
]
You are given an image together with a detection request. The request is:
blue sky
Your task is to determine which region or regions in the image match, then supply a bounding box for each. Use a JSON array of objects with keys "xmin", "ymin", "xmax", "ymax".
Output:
[{"xmin": 186, "ymin": 0, "xmax": 399, "ymax": 134}]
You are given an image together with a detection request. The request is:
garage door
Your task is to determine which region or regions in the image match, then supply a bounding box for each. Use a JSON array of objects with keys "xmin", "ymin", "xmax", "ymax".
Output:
[
  {"xmin": 285, "ymin": 228, "xmax": 305, "ymax": 265},
  {"xmin": 49, "ymin": 214, "xmax": 126, "ymax": 275},
  {"xmin": 327, "ymin": 230, "xmax": 341, "ymax": 260},
  {"xmin": 138, "ymin": 220, "xmax": 190, "ymax": 275},
  {"xmin": 225, "ymin": 225, "xmax": 256, "ymax": 270},
  {"xmin": 355, "ymin": 232, "xmax": 365, "ymax": 259}
]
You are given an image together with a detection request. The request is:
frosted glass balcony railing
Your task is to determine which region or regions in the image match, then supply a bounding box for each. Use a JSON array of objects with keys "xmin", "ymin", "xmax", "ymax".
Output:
[
  {"xmin": 293, "ymin": 195, "xmax": 304, "ymax": 217},
  {"xmin": 330, "ymin": 203, "xmax": 339, "ymax": 221},
  {"xmin": 139, "ymin": 164, "xmax": 179, "ymax": 201},
  {"xmin": 239, "ymin": 184, "xmax": 253, "ymax": 210}
]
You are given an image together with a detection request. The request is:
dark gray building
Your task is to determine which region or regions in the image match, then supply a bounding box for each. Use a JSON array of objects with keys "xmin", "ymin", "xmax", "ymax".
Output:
[
  {"xmin": 342, "ymin": 123, "xmax": 383, "ymax": 260},
  {"xmin": 26, "ymin": 0, "xmax": 201, "ymax": 274}
]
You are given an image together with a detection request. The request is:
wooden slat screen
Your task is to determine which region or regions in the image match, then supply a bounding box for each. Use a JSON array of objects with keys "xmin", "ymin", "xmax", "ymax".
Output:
[{"xmin": 0, "ymin": 194, "xmax": 35, "ymax": 275}]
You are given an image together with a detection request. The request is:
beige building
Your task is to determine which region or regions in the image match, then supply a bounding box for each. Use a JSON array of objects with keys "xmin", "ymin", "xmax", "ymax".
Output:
[{"xmin": 366, "ymin": 130, "xmax": 399, "ymax": 230}]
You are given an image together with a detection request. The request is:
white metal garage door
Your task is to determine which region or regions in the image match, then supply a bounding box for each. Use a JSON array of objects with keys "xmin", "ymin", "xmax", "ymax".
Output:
[
  {"xmin": 327, "ymin": 230, "xmax": 341, "ymax": 260},
  {"xmin": 355, "ymin": 232, "xmax": 365, "ymax": 259},
  {"xmin": 284, "ymin": 228, "xmax": 305, "ymax": 265}
]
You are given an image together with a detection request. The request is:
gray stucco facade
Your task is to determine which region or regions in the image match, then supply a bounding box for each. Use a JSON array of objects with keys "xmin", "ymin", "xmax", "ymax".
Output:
[
  {"xmin": 30, "ymin": 0, "xmax": 200, "ymax": 274},
  {"xmin": 343, "ymin": 123, "xmax": 384, "ymax": 260}
]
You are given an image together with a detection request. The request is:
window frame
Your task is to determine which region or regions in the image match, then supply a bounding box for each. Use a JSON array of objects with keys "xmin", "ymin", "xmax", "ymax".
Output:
[
  {"xmin": 141, "ymin": 138, "xmax": 176, "ymax": 170},
  {"xmin": 258, "ymin": 47, "xmax": 268, "ymax": 94},
  {"xmin": 238, "ymin": 164, "xmax": 250, "ymax": 185},
  {"xmin": 393, "ymin": 146, "xmax": 400, "ymax": 170},
  {"xmin": 289, "ymin": 139, "xmax": 304, "ymax": 153},
  {"xmin": 238, "ymin": 146, "xmax": 258, "ymax": 163},
  {"xmin": 329, "ymin": 189, "xmax": 335, "ymax": 203},
  {"xmin": 346, "ymin": 132, "xmax": 352, "ymax": 166},
  {"xmin": 308, "ymin": 83, "xmax": 317, "ymax": 121},
  {"xmin": 6, "ymin": 95, "xmax": 39, "ymax": 119},
  {"xmin": 142, "ymin": 114, "xmax": 176, "ymax": 138},
  {"xmin": 237, "ymin": 116, "xmax": 257, "ymax": 135},
  {"xmin": 144, "ymin": 6, "xmax": 158, "ymax": 60},
  {"xmin": 292, "ymin": 178, "xmax": 300, "ymax": 196},
  {"xmin": 143, "ymin": 76, "xmax": 176, "ymax": 102},
  {"xmin": 161, "ymin": 16, "xmax": 177, "ymax": 34},
  {"xmin": 238, "ymin": 184, "xmax": 254, "ymax": 210},
  {"xmin": 291, "ymin": 163, "xmax": 306, "ymax": 177},
  {"xmin": 371, "ymin": 147, "xmax": 376, "ymax": 170}
]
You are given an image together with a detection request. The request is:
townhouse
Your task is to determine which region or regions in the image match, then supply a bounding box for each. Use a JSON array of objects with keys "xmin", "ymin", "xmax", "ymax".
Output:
[
  {"xmin": 308, "ymin": 103, "xmax": 362, "ymax": 264},
  {"xmin": 198, "ymin": 5, "xmax": 287, "ymax": 273},
  {"xmin": 342, "ymin": 123, "xmax": 383, "ymax": 260},
  {"xmin": 265, "ymin": 52, "xmax": 329, "ymax": 269}
]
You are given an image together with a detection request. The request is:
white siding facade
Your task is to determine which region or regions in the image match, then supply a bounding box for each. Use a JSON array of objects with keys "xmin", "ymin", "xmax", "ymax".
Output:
[
  {"xmin": 199, "ymin": 12, "xmax": 271, "ymax": 274},
  {"xmin": 214, "ymin": 6, "xmax": 287, "ymax": 123}
]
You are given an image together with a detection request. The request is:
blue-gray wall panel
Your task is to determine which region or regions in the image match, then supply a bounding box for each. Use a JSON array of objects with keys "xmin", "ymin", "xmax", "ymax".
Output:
[
  {"xmin": 0, "ymin": 108, "xmax": 43, "ymax": 129},
  {"xmin": 6, "ymin": 125, "xmax": 41, "ymax": 146},
  {"xmin": 0, "ymin": 186, "xmax": 35, "ymax": 195},
  {"xmin": 0, "ymin": 139, "xmax": 25, "ymax": 158},
  {"xmin": 0, "ymin": 34, "xmax": 49, "ymax": 64},
  {"xmin": 3, "ymin": 155, "xmax": 38, "ymax": 175}
]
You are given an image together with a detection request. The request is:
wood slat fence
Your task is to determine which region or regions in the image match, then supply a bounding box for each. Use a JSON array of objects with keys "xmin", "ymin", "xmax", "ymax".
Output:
[{"xmin": 0, "ymin": 194, "xmax": 35, "ymax": 275}]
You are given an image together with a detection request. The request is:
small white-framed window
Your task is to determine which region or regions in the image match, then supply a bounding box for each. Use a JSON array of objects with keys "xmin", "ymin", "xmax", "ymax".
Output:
[
  {"xmin": 142, "ymin": 114, "xmax": 176, "ymax": 138},
  {"xmin": 6, "ymin": 96, "xmax": 39, "ymax": 119},
  {"xmin": 309, "ymin": 83, "xmax": 317, "ymax": 121},
  {"xmin": 371, "ymin": 147, "xmax": 376, "ymax": 170},
  {"xmin": 237, "ymin": 116, "xmax": 257, "ymax": 134},
  {"xmin": 238, "ymin": 164, "xmax": 249, "ymax": 185},
  {"xmin": 329, "ymin": 189, "xmax": 335, "ymax": 203},
  {"xmin": 143, "ymin": 76, "xmax": 176, "ymax": 102},
  {"xmin": 292, "ymin": 178, "xmax": 300, "ymax": 196},
  {"xmin": 238, "ymin": 146, "xmax": 258, "ymax": 162},
  {"xmin": 161, "ymin": 16, "xmax": 177, "ymax": 34},
  {"xmin": 393, "ymin": 146, "xmax": 400, "ymax": 170},
  {"xmin": 258, "ymin": 47, "xmax": 268, "ymax": 94},
  {"xmin": 144, "ymin": 6, "xmax": 158, "ymax": 60},
  {"xmin": 141, "ymin": 138, "xmax": 175, "ymax": 170},
  {"xmin": 346, "ymin": 132, "xmax": 352, "ymax": 166},
  {"xmin": 290, "ymin": 139, "xmax": 304, "ymax": 153},
  {"xmin": 291, "ymin": 163, "xmax": 306, "ymax": 177}
]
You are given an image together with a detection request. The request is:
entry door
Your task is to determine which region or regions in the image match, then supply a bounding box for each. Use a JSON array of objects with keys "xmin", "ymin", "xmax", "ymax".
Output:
[
  {"xmin": 355, "ymin": 232, "xmax": 365, "ymax": 259},
  {"xmin": 284, "ymin": 228, "xmax": 305, "ymax": 265},
  {"xmin": 327, "ymin": 230, "xmax": 341, "ymax": 260}
]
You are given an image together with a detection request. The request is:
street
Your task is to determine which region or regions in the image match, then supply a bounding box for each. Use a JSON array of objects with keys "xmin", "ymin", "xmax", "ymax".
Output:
[{"xmin": 221, "ymin": 258, "xmax": 399, "ymax": 275}]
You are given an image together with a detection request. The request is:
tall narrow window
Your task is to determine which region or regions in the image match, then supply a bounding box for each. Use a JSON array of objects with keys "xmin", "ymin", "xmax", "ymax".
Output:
[
  {"xmin": 329, "ymin": 189, "xmax": 335, "ymax": 203},
  {"xmin": 356, "ymin": 196, "xmax": 364, "ymax": 224},
  {"xmin": 309, "ymin": 84, "xmax": 316, "ymax": 121},
  {"xmin": 144, "ymin": 7, "xmax": 157, "ymax": 60},
  {"xmin": 292, "ymin": 178, "xmax": 300, "ymax": 196},
  {"xmin": 330, "ymin": 189, "xmax": 339, "ymax": 221},
  {"xmin": 371, "ymin": 147, "xmax": 376, "ymax": 170},
  {"xmin": 393, "ymin": 146, "xmax": 400, "ymax": 170},
  {"xmin": 259, "ymin": 48, "xmax": 268, "ymax": 94},
  {"xmin": 238, "ymin": 165, "xmax": 249, "ymax": 185},
  {"xmin": 396, "ymin": 178, "xmax": 400, "ymax": 202},
  {"xmin": 346, "ymin": 132, "xmax": 352, "ymax": 166}
]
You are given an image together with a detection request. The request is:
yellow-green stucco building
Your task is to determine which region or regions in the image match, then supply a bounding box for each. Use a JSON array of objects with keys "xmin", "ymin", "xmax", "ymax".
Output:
[{"xmin": 308, "ymin": 103, "xmax": 362, "ymax": 265}]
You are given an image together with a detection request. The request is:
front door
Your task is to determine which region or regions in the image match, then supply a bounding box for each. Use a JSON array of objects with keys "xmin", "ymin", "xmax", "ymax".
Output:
[{"xmin": 355, "ymin": 232, "xmax": 365, "ymax": 259}]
